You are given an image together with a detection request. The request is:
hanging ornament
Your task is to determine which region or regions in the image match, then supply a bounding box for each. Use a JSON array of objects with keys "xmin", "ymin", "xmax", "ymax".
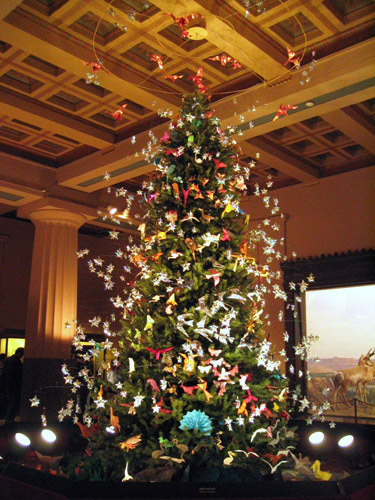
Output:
[
  {"xmin": 146, "ymin": 346, "xmax": 174, "ymax": 360},
  {"xmin": 104, "ymin": 103, "xmax": 128, "ymax": 121},
  {"xmin": 273, "ymin": 104, "xmax": 298, "ymax": 122}
]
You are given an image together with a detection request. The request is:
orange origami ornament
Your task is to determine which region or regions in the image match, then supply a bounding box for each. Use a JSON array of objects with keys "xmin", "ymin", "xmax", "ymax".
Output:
[
  {"xmin": 119, "ymin": 435, "xmax": 142, "ymax": 452},
  {"xmin": 110, "ymin": 407, "xmax": 121, "ymax": 434}
]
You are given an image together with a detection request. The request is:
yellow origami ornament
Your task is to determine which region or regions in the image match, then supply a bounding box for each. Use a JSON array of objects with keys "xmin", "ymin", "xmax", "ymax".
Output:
[
  {"xmin": 144, "ymin": 315, "xmax": 154, "ymax": 331},
  {"xmin": 311, "ymin": 460, "xmax": 332, "ymax": 481},
  {"xmin": 197, "ymin": 380, "xmax": 213, "ymax": 402},
  {"xmin": 157, "ymin": 231, "xmax": 167, "ymax": 240},
  {"xmin": 237, "ymin": 399, "xmax": 249, "ymax": 417},
  {"xmin": 165, "ymin": 293, "xmax": 177, "ymax": 315},
  {"xmin": 97, "ymin": 385, "xmax": 103, "ymax": 400},
  {"xmin": 179, "ymin": 353, "xmax": 197, "ymax": 374},
  {"xmin": 221, "ymin": 202, "xmax": 234, "ymax": 218},
  {"xmin": 273, "ymin": 402, "xmax": 280, "ymax": 413},
  {"xmin": 137, "ymin": 222, "xmax": 146, "ymax": 239}
]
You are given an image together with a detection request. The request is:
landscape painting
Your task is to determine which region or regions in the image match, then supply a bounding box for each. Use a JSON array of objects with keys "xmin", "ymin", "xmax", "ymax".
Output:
[{"xmin": 304, "ymin": 284, "xmax": 375, "ymax": 422}]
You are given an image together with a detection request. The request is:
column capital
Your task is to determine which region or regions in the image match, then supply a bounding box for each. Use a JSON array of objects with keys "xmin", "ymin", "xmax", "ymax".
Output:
[{"xmin": 17, "ymin": 197, "xmax": 98, "ymax": 228}]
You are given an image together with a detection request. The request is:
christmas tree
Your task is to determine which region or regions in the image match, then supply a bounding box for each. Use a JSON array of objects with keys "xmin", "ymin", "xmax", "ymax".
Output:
[{"xmin": 61, "ymin": 83, "xmax": 299, "ymax": 482}]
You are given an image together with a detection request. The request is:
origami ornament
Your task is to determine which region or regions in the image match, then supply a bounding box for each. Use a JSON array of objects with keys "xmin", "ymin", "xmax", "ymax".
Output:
[
  {"xmin": 188, "ymin": 67, "xmax": 209, "ymax": 94},
  {"xmin": 151, "ymin": 54, "xmax": 164, "ymax": 69},
  {"xmin": 137, "ymin": 223, "xmax": 146, "ymax": 239},
  {"xmin": 146, "ymin": 346, "xmax": 174, "ymax": 360},
  {"xmin": 172, "ymin": 182, "xmax": 180, "ymax": 200},
  {"xmin": 110, "ymin": 407, "xmax": 121, "ymax": 434},
  {"xmin": 144, "ymin": 315, "xmax": 154, "ymax": 331},
  {"xmin": 119, "ymin": 434, "xmax": 142, "ymax": 452},
  {"xmin": 151, "ymin": 252, "xmax": 163, "ymax": 263},
  {"xmin": 181, "ymin": 212, "xmax": 199, "ymax": 223},
  {"xmin": 104, "ymin": 103, "xmax": 128, "ymax": 121},
  {"xmin": 311, "ymin": 460, "xmax": 332, "ymax": 481},
  {"xmin": 181, "ymin": 385, "xmax": 198, "ymax": 396},
  {"xmin": 197, "ymin": 380, "xmax": 213, "ymax": 402},
  {"xmin": 157, "ymin": 231, "xmax": 167, "ymax": 240},
  {"xmin": 182, "ymin": 187, "xmax": 190, "ymax": 205},
  {"xmin": 213, "ymin": 158, "xmax": 227, "ymax": 169},
  {"xmin": 147, "ymin": 378, "xmax": 160, "ymax": 393},
  {"xmin": 160, "ymin": 131, "xmax": 170, "ymax": 142},
  {"xmin": 168, "ymin": 250, "xmax": 183, "ymax": 259},
  {"xmin": 237, "ymin": 399, "xmax": 249, "ymax": 417},
  {"xmin": 80, "ymin": 60, "xmax": 107, "ymax": 73},
  {"xmin": 221, "ymin": 228, "xmax": 231, "ymax": 241},
  {"xmin": 205, "ymin": 269, "xmax": 221, "ymax": 286},
  {"xmin": 273, "ymin": 104, "xmax": 298, "ymax": 122},
  {"xmin": 122, "ymin": 462, "xmax": 133, "ymax": 482},
  {"xmin": 165, "ymin": 293, "xmax": 177, "ymax": 314},
  {"xmin": 200, "ymin": 209, "xmax": 214, "ymax": 222},
  {"xmin": 166, "ymin": 210, "xmax": 178, "ymax": 224},
  {"xmin": 285, "ymin": 46, "xmax": 300, "ymax": 69},
  {"xmin": 179, "ymin": 352, "xmax": 197, "ymax": 373},
  {"xmin": 221, "ymin": 202, "xmax": 234, "ymax": 218},
  {"xmin": 164, "ymin": 74, "xmax": 183, "ymax": 82},
  {"xmin": 76, "ymin": 421, "xmax": 100, "ymax": 439}
]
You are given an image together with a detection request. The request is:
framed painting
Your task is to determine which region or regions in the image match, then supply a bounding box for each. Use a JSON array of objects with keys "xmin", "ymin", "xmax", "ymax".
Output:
[{"xmin": 281, "ymin": 249, "xmax": 375, "ymax": 424}]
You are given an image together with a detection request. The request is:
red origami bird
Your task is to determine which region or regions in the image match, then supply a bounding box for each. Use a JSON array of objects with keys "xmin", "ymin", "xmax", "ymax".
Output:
[
  {"xmin": 188, "ymin": 67, "xmax": 209, "ymax": 94},
  {"xmin": 80, "ymin": 60, "xmax": 108, "ymax": 73},
  {"xmin": 104, "ymin": 103, "xmax": 128, "ymax": 121},
  {"xmin": 273, "ymin": 104, "xmax": 298, "ymax": 122},
  {"xmin": 151, "ymin": 54, "xmax": 164, "ymax": 69},
  {"xmin": 164, "ymin": 74, "xmax": 183, "ymax": 82},
  {"xmin": 146, "ymin": 346, "xmax": 174, "ymax": 360},
  {"xmin": 284, "ymin": 47, "xmax": 300, "ymax": 69}
]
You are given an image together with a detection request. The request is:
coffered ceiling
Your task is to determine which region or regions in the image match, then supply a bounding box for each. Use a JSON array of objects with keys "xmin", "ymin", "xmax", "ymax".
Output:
[{"xmin": 0, "ymin": 0, "xmax": 374, "ymax": 232}]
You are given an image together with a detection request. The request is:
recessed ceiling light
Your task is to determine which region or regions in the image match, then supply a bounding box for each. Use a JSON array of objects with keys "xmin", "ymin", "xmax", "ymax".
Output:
[{"xmin": 305, "ymin": 101, "xmax": 315, "ymax": 107}]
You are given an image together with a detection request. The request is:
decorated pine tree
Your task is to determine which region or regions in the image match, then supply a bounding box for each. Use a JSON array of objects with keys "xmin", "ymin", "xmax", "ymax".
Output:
[{"xmin": 61, "ymin": 85, "xmax": 300, "ymax": 482}]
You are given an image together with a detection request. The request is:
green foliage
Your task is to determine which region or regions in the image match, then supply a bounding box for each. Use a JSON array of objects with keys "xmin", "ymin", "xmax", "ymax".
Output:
[{"xmin": 69, "ymin": 90, "xmax": 297, "ymax": 481}]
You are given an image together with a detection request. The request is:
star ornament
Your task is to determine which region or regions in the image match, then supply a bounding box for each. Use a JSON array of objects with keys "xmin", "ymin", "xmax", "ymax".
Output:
[{"xmin": 29, "ymin": 395, "xmax": 40, "ymax": 407}]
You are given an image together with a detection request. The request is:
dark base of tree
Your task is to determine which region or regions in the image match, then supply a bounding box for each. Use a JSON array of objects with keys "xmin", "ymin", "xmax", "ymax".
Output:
[{"xmin": 1, "ymin": 461, "xmax": 375, "ymax": 500}]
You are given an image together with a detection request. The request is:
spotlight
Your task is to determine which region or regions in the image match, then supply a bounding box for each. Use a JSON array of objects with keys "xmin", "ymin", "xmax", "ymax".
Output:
[
  {"xmin": 338, "ymin": 435, "xmax": 354, "ymax": 448},
  {"xmin": 107, "ymin": 205, "xmax": 117, "ymax": 215},
  {"xmin": 15, "ymin": 433, "xmax": 31, "ymax": 447},
  {"xmin": 309, "ymin": 431, "xmax": 325, "ymax": 445},
  {"xmin": 41, "ymin": 429, "xmax": 57, "ymax": 443}
]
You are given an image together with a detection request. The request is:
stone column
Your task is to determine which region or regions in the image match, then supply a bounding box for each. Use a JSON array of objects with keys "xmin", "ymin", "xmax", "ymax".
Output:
[{"xmin": 17, "ymin": 199, "xmax": 93, "ymax": 421}]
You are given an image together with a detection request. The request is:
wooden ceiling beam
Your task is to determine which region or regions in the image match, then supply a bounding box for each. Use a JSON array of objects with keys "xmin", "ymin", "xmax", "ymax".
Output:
[
  {"xmin": 240, "ymin": 138, "xmax": 320, "ymax": 184},
  {"xmin": 151, "ymin": 0, "xmax": 287, "ymax": 80},
  {"xmin": 322, "ymin": 108, "xmax": 375, "ymax": 155},
  {"xmin": 57, "ymin": 38, "xmax": 375, "ymax": 191},
  {"xmin": 0, "ymin": 0, "xmax": 23, "ymax": 20},
  {"xmin": 216, "ymin": 38, "xmax": 375, "ymax": 127},
  {"xmin": 0, "ymin": 86, "xmax": 114, "ymax": 148},
  {"xmin": 0, "ymin": 11, "xmax": 179, "ymax": 111}
]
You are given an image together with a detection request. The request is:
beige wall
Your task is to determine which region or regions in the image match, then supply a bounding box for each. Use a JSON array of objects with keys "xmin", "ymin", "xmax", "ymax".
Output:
[
  {"xmin": 240, "ymin": 165, "xmax": 375, "ymax": 352},
  {"xmin": 1, "ymin": 166, "xmax": 374, "ymax": 348},
  {"xmin": 241, "ymin": 165, "xmax": 375, "ymax": 258}
]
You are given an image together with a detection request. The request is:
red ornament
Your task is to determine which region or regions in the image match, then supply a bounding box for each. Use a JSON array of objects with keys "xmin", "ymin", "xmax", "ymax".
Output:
[{"xmin": 273, "ymin": 104, "xmax": 298, "ymax": 122}]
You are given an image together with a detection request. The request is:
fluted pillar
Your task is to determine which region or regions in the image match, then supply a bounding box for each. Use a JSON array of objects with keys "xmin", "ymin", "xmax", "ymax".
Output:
[{"xmin": 17, "ymin": 199, "xmax": 94, "ymax": 421}]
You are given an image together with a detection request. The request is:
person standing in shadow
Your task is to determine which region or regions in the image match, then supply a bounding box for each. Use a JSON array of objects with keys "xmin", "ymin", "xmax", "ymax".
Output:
[{"xmin": 2, "ymin": 347, "xmax": 24, "ymax": 425}]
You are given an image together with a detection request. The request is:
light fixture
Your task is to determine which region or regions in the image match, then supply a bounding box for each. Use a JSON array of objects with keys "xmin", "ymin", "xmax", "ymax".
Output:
[
  {"xmin": 15, "ymin": 432, "xmax": 31, "ymax": 447},
  {"xmin": 305, "ymin": 101, "xmax": 315, "ymax": 107},
  {"xmin": 107, "ymin": 205, "xmax": 117, "ymax": 215},
  {"xmin": 308, "ymin": 431, "xmax": 325, "ymax": 445},
  {"xmin": 338, "ymin": 434, "xmax": 354, "ymax": 448},
  {"xmin": 41, "ymin": 428, "xmax": 57, "ymax": 443}
]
